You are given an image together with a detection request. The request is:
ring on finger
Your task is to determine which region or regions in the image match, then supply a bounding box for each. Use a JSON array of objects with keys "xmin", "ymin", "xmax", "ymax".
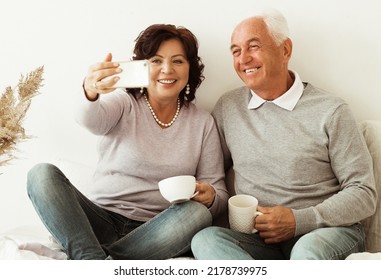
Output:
[{"xmin": 93, "ymin": 82, "xmax": 98, "ymax": 90}]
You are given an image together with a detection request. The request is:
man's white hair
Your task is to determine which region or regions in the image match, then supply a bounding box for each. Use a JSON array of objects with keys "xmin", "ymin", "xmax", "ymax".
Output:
[{"xmin": 253, "ymin": 8, "xmax": 290, "ymax": 45}]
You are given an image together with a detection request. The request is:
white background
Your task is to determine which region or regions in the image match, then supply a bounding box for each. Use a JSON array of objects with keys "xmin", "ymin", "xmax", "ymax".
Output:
[{"xmin": 1, "ymin": 0, "xmax": 380, "ymax": 231}]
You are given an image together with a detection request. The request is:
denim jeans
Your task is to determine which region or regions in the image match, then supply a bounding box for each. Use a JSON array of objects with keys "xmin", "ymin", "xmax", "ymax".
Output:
[
  {"xmin": 27, "ymin": 163, "xmax": 212, "ymax": 260},
  {"xmin": 191, "ymin": 223, "xmax": 365, "ymax": 260}
]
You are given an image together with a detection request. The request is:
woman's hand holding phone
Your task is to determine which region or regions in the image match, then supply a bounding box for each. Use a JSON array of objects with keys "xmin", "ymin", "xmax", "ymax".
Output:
[
  {"xmin": 84, "ymin": 53, "xmax": 121, "ymax": 101},
  {"xmin": 84, "ymin": 53, "xmax": 150, "ymax": 101}
]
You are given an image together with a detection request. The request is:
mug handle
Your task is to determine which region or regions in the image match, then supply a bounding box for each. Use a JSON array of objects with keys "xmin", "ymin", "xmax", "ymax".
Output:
[
  {"xmin": 190, "ymin": 191, "xmax": 199, "ymax": 199},
  {"xmin": 251, "ymin": 211, "xmax": 263, "ymax": 233}
]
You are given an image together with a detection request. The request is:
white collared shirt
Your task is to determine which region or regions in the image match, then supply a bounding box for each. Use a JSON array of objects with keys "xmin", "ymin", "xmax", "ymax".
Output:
[{"xmin": 248, "ymin": 70, "xmax": 304, "ymax": 111}]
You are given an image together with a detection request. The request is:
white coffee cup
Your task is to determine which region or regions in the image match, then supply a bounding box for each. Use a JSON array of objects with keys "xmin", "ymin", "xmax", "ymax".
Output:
[
  {"xmin": 228, "ymin": 194, "xmax": 263, "ymax": 234},
  {"xmin": 158, "ymin": 175, "xmax": 197, "ymax": 204}
]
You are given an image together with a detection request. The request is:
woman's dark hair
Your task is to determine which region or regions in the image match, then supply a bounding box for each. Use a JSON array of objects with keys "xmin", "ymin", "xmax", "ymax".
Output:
[{"xmin": 129, "ymin": 24, "xmax": 205, "ymax": 105}]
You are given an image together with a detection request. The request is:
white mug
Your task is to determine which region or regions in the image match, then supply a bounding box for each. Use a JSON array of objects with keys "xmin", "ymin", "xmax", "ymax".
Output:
[{"xmin": 228, "ymin": 194, "xmax": 263, "ymax": 234}]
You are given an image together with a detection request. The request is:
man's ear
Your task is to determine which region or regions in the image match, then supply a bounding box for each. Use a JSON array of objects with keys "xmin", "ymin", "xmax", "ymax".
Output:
[{"xmin": 283, "ymin": 38, "xmax": 293, "ymax": 61}]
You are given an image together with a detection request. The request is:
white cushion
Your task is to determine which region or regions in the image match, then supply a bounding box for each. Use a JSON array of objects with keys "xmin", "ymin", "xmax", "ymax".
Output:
[
  {"xmin": 359, "ymin": 120, "xmax": 381, "ymax": 252},
  {"xmin": 346, "ymin": 252, "xmax": 381, "ymax": 260}
]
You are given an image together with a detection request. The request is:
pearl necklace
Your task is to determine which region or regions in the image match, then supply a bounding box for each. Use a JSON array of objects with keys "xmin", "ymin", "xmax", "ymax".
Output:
[{"xmin": 144, "ymin": 94, "xmax": 180, "ymax": 127}]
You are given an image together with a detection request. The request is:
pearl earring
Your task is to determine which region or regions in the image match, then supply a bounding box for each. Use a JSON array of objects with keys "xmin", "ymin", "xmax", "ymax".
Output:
[
  {"xmin": 185, "ymin": 84, "xmax": 190, "ymax": 95},
  {"xmin": 140, "ymin": 87, "xmax": 144, "ymax": 94}
]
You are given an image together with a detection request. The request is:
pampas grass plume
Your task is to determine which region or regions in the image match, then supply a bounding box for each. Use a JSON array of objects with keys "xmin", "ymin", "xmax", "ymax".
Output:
[{"xmin": 0, "ymin": 66, "xmax": 44, "ymax": 167}]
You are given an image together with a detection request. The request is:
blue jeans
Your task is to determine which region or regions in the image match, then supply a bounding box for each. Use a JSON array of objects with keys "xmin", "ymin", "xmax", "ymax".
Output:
[
  {"xmin": 191, "ymin": 224, "xmax": 365, "ymax": 260},
  {"xmin": 27, "ymin": 163, "xmax": 212, "ymax": 260}
]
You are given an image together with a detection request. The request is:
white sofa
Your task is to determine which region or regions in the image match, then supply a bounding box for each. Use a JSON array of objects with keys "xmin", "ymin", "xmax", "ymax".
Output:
[{"xmin": 354, "ymin": 121, "xmax": 381, "ymax": 255}]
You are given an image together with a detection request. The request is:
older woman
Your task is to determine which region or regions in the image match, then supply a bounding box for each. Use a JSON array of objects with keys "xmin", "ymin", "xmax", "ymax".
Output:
[{"xmin": 27, "ymin": 24, "xmax": 228, "ymax": 260}]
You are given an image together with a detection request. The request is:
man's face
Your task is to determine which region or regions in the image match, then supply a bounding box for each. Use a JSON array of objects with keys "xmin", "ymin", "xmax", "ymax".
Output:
[{"xmin": 230, "ymin": 18, "xmax": 291, "ymax": 95}]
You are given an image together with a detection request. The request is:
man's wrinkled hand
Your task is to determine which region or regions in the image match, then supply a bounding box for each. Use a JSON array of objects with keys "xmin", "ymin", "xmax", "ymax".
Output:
[{"xmin": 255, "ymin": 205, "xmax": 296, "ymax": 244}]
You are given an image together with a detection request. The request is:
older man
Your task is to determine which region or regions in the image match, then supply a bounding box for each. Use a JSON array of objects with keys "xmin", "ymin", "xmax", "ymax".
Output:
[{"xmin": 191, "ymin": 9, "xmax": 377, "ymax": 260}]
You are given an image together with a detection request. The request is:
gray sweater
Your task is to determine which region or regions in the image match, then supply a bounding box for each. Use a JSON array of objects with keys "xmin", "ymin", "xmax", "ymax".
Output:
[
  {"xmin": 213, "ymin": 84, "xmax": 377, "ymax": 236},
  {"xmin": 75, "ymin": 90, "xmax": 228, "ymax": 222}
]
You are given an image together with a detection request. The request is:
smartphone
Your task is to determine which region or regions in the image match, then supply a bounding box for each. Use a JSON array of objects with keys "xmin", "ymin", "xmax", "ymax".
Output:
[{"xmin": 106, "ymin": 60, "xmax": 150, "ymax": 88}]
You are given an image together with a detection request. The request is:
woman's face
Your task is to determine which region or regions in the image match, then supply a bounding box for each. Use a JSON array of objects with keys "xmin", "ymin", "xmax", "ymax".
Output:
[{"xmin": 147, "ymin": 39, "xmax": 190, "ymax": 100}]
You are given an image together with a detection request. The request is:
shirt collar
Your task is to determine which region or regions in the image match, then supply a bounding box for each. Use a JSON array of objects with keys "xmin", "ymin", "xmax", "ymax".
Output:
[{"xmin": 248, "ymin": 70, "xmax": 304, "ymax": 111}]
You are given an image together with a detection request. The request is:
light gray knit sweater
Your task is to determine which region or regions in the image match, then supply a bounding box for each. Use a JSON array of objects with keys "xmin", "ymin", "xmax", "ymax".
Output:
[
  {"xmin": 212, "ymin": 83, "xmax": 377, "ymax": 236},
  {"xmin": 75, "ymin": 90, "xmax": 228, "ymax": 222}
]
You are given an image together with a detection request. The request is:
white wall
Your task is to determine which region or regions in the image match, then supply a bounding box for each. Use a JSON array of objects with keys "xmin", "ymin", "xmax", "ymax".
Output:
[{"xmin": 1, "ymin": 0, "xmax": 380, "ymax": 230}]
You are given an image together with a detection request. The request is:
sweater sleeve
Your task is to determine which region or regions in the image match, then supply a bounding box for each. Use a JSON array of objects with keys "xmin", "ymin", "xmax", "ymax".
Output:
[
  {"xmin": 293, "ymin": 104, "xmax": 377, "ymax": 236},
  {"xmin": 212, "ymin": 96, "xmax": 233, "ymax": 171},
  {"xmin": 74, "ymin": 89, "xmax": 129, "ymax": 135}
]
